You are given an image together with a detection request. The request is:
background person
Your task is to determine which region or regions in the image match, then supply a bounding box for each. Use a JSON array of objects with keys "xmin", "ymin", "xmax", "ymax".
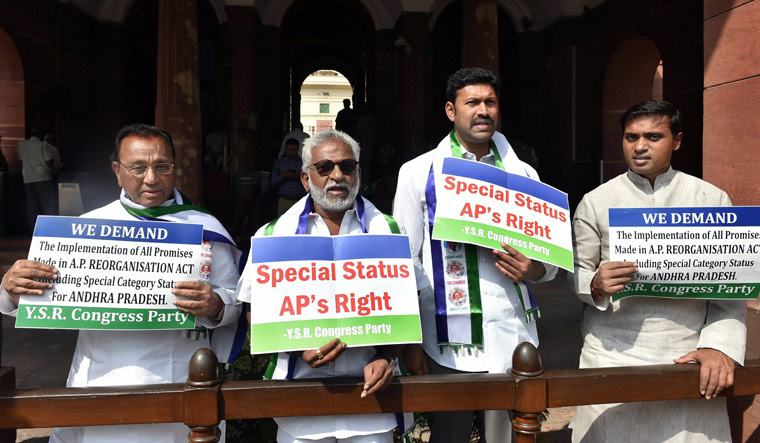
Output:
[
  {"xmin": 271, "ymin": 137, "xmax": 307, "ymax": 216},
  {"xmin": 17, "ymin": 127, "xmax": 55, "ymax": 228}
]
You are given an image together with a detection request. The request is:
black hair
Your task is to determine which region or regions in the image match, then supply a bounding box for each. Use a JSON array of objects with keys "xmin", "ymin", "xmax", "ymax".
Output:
[
  {"xmin": 285, "ymin": 138, "xmax": 299, "ymax": 147},
  {"xmin": 619, "ymin": 100, "xmax": 682, "ymax": 136},
  {"xmin": 445, "ymin": 67, "xmax": 501, "ymax": 103},
  {"xmin": 111, "ymin": 123, "xmax": 176, "ymax": 161}
]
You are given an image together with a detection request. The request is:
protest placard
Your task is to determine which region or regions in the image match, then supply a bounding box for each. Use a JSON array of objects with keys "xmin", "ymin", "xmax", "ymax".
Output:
[
  {"xmin": 243, "ymin": 234, "xmax": 421, "ymax": 354},
  {"xmin": 431, "ymin": 157, "xmax": 573, "ymax": 270},
  {"xmin": 609, "ymin": 207, "xmax": 760, "ymax": 301},
  {"xmin": 16, "ymin": 216, "xmax": 203, "ymax": 330}
]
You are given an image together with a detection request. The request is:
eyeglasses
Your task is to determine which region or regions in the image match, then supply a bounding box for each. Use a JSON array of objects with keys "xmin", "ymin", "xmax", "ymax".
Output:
[
  {"xmin": 119, "ymin": 162, "xmax": 174, "ymax": 177},
  {"xmin": 311, "ymin": 159, "xmax": 358, "ymax": 177}
]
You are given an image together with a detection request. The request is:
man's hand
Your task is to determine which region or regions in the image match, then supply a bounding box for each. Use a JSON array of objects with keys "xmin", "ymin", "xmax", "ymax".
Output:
[
  {"xmin": 401, "ymin": 344, "xmax": 429, "ymax": 375},
  {"xmin": 301, "ymin": 338, "xmax": 346, "ymax": 368},
  {"xmin": 674, "ymin": 348, "xmax": 736, "ymax": 400},
  {"xmin": 172, "ymin": 281, "xmax": 224, "ymax": 318},
  {"xmin": 590, "ymin": 261, "xmax": 638, "ymax": 299},
  {"xmin": 2, "ymin": 260, "xmax": 57, "ymax": 305},
  {"xmin": 362, "ymin": 356, "xmax": 394, "ymax": 398},
  {"xmin": 282, "ymin": 171, "xmax": 299, "ymax": 180},
  {"xmin": 493, "ymin": 244, "xmax": 545, "ymax": 281}
]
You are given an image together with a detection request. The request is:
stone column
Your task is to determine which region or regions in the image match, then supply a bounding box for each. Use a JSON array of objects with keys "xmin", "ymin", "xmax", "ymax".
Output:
[
  {"xmin": 396, "ymin": 12, "xmax": 429, "ymax": 159},
  {"xmin": 155, "ymin": 0, "xmax": 202, "ymax": 203},
  {"xmin": 703, "ymin": 1, "xmax": 760, "ymax": 440},
  {"xmin": 462, "ymin": 0, "xmax": 499, "ymax": 75},
  {"xmin": 226, "ymin": 5, "xmax": 257, "ymax": 173}
]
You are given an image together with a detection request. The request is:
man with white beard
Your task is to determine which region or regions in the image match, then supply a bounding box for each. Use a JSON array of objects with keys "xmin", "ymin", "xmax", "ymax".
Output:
[{"xmin": 237, "ymin": 129, "xmax": 407, "ymax": 443}]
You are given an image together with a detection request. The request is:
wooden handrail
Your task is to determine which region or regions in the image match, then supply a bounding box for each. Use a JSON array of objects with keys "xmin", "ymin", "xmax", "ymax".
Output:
[{"xmin": 0, "ymin": 344, "xmax": 758, "ymax": 443}]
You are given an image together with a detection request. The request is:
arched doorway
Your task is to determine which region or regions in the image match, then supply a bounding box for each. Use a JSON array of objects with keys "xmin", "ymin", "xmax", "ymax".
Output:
[
  {"xmin": 602, "ymin": 35, "xmax": 663, "ymax": 181},
  {"xmin": 0, "ymin": 26, "xmax": 25, "ymax": 172},
  {"xmin": 282, "ymin": 0, "xmax": 373, "ymax": 135},
  {"xmin": 298, "ymin": 69, "xmax": 353, "ymax": 136}
]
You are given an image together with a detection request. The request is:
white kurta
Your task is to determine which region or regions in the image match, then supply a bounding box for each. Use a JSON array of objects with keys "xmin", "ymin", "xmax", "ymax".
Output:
[
  {"xmin": 237, "ymin": 196, "xmax": 401, "ymax": 441},
  {"xmin": 0, "ymin": 190, "xmax": 242, "ymax": 443},
  {"xmin": 568, "ymin": 168, "xmax": 746, "ymax": 443},
  {"xmin": 392, "ymin": 131, "xmax": 557, "ymax": 374},
  {"xmin": 17, "ymin": 136, "xmax": 52, "ymax": 183}
]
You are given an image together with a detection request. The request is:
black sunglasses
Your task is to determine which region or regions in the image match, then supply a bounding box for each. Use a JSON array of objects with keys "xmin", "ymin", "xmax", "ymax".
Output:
[{"xmin": 311, "ymin": 158, "xmax": 358, "ymax": 176}]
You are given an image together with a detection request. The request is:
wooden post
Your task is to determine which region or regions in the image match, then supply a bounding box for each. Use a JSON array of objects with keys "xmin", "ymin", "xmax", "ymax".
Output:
[
  {"xmin": 511, "ymin": 342, "xmax": 545, "ymax": 443},
  {"xmin": 185, "ymin": 348, "xmax": 221, "ymax": 443}
]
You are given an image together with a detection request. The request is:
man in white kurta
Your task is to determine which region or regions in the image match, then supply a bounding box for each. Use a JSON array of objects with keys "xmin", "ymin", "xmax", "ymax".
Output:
[
  {"xmin": 568, "ymin": 101, "xmax": 746, "ymax": 443},
  {"xmin": 393, "ymin": 67, "xmax": 557, "ymax": 443},
  {"xmin": 237, "ymin": 129, "xmax": 404, "ymax": 443},
  {"xmin": 17, "ymin": 128, "xmax": 56, "ymax": 226},
  {"xmin": 1, "ymin": 124, "xmax": 244, "ymax": 442}
]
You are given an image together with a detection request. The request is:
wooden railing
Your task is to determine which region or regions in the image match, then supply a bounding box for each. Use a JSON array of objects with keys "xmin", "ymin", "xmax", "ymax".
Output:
[{"xmin": 1, "ymin": 343, "xmax": 759, "ymax": 442}]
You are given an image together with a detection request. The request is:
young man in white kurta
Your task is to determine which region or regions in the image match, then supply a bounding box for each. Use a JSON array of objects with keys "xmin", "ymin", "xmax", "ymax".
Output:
[
  {"xmin": 568, "ymin": 101, "xmax": 746, "ymax": 443},
  {"xmin": 393, "ymin": 68, "xmax": 557, "ymax": 443},
  {"xmin": 0, "ymin": 124, "xmax": 243, "ymax": 442}
]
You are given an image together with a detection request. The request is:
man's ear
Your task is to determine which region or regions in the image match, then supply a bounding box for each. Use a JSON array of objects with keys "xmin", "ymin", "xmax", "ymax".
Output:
[
  {"xmin": 673, "ymin": 132, "xmax": 683, "ymax": 152},
  {"xmin": 445, "ymin": 101, "xmax": 456, "ymax": 122},
  {"xmin": 111, "ymin": 161, "xmax": 122, "ymax": 187},
  {"xmin": 300, "ymin": 170, "xmax": 310, "ymax": 192}
]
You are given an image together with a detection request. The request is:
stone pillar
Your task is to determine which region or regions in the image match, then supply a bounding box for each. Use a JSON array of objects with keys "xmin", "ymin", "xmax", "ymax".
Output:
[
  {"xmin": 226, "ymin": 5, "xmax": 257, "ymax": 173},
  {"xmin": 155, "ymin": 0, "xmax": 202, "ymax": 203},
  {"xmin": 703, "ymin": 1, "xmax": 760, "ymax": 440},
  {"xmin": 0, "ymin": 26, "xmax": 25, "ymax": 174},
  {"xmin": 462, "ymin": 0, "xmax": 499, "ymax": 74},
  {"xmin": 396, "ymin": 12, "xmax": 429, "ymax": 159}
]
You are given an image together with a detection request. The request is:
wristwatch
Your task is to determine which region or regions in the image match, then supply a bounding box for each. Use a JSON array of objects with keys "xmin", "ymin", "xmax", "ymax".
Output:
[{"xmin": 210, "ymin": 305, "xmax": 225, "ymax": 321}]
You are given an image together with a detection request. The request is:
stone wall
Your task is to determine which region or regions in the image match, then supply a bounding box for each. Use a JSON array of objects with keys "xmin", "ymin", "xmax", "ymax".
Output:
[{"xmin": 704, "ymin": 1, "xmax": 760, "ymax": 440}]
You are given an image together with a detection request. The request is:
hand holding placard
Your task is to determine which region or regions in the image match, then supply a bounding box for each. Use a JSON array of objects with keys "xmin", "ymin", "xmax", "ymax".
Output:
[
  {"xmin": 492, "ymin": 244, "xmax": 546, "ymax": 282},
  {"xmin": 2, "ymin": 260, "xmax": 58, "ymax": 304},
  {"xmin": 301, "ymin": 338, "xmax": 346, "ymax": 368},
  {"xmin": 591, "ymin": 261, "xmax": 639, "ymax": 299},
  {"xmin": 172, "ymin": 280, "xmax": 224, "ymax": 318}
]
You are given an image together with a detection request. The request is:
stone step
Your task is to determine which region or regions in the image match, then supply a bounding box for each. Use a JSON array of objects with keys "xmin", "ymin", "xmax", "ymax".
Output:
[
  {"xmin": 0, "ymin": 248, "xmax": 28, "ymax": 260},
  {"xmin": 0, "ymin": 235, "xmax": 32, "ymax": 250}
]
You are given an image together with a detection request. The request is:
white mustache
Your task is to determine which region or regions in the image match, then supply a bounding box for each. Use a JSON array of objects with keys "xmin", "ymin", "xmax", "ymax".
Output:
[{"xmin": 325, "ymin": 181, "xmax": 349, "ymax": 192}]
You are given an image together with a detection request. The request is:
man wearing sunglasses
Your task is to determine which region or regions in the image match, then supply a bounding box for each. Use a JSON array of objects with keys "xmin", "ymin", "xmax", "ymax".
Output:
[
  {"xmin": 238, "ymin": 129, "xmax": 407, "ymax": 443},
  {"xmin": 393, "ymin": 68, "xmax": 558, "ymax": 443},
  {"xmin": 0, "ymin": 123, "xmax": 244, "ymax": 442}
]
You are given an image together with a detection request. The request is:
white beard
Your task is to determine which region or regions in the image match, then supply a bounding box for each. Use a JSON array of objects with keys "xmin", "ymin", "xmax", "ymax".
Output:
[{"xmin": 309, "ymin": 175, "xmax": 360, "ymax": 213}]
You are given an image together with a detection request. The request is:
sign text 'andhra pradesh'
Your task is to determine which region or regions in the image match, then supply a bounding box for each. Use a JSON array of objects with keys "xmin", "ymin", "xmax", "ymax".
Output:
[
  {"xmin": 432, "ymin": 157, "xmax": 573, "ymax": 270},
  {"xmin": 17, "ymin": 216, "xmax": 203, "ymax": 330},
  {"xmin": 244, "ymin": 234, "xmax": 421, "ymax": 354},
  {"xmin": 609, "ymin": 207, "xmax": 760, "ymax": 301}
]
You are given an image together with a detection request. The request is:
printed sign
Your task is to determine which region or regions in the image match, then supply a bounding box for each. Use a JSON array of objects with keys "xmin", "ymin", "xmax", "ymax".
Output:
[
  {"xmin": 243, "ymin": 234, "xmax": 421, "ymax": 354},
  {"xmin": 609, "ymin": 207, "xmax": 760, "ymax": 301},
  {"xmin": 431, "ymin": 157, "xmax": 573, "ymax": 270},
  {"xmin": 17, "ymin": 216, "xmax": 203, "ymax": 330}
]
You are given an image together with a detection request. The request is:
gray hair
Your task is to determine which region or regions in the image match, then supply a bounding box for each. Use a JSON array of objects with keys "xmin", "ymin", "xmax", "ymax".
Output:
[{"xmin": 301, "ymin": 129, "xmax": 360, "ymax": 173}]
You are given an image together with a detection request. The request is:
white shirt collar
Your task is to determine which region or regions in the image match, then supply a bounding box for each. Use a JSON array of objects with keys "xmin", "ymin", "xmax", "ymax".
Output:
[{"xmin": 119, "ymin": 188, "xmax": 178, "ymax": 209}]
